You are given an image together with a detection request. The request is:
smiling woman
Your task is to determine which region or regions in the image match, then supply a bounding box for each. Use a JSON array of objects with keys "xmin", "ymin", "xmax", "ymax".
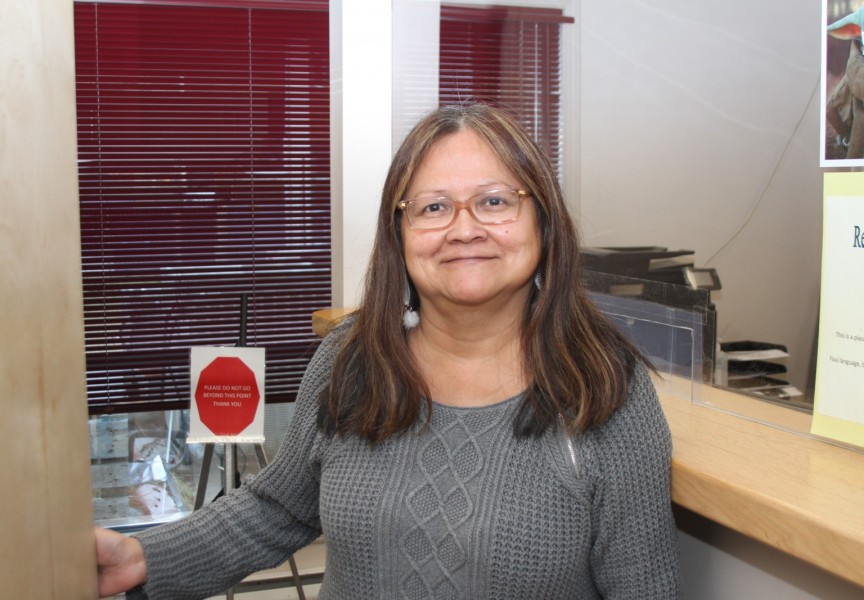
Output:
[{"xmin": 96, "ymin": 103, "xmax": 681, "ymax": 600}]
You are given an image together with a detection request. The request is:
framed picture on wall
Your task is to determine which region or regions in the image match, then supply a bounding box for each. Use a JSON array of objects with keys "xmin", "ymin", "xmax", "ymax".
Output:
[{"xmin": 822, "ymin": 0, "xmax": 864, "ymax": 166}]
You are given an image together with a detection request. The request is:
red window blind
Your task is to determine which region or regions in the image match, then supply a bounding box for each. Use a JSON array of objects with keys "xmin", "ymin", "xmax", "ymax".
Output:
[
  {"xmin": 74, "ymin": 0, "xmax": 330, "ymax": 415},
  {"xmin": 439, "ymin": 5, "xmax": 573, "ymax": 175}
]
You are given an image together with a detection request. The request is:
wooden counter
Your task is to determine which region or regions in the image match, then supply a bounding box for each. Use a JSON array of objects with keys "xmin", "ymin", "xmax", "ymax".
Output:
[
  {"xmin": 310, "ymin": 309, "xmax": 864, "ymax": 588},
  {"xmin": 661, "ymin": 382, "xmax": 864, "ymax": 588},
  {"xmin": 311, "ymin": 307, "xmax": 354, "ymax": 337}
]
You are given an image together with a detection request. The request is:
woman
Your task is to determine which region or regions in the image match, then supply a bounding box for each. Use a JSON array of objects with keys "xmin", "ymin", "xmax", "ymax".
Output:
[{"xmin": 96, "ymin": 103, "xmax": 680, "ymax": 599}]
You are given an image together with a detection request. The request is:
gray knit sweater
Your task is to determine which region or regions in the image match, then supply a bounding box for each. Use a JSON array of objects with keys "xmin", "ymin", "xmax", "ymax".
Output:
[{"xmin": 132, "ymin": 325, "xmax": 680, "ymax": 599}]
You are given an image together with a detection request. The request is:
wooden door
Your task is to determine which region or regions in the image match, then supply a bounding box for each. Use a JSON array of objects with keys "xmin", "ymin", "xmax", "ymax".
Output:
[{"xmin": 0, "ymin": 1, "xmax": 98, "ymax": 597}]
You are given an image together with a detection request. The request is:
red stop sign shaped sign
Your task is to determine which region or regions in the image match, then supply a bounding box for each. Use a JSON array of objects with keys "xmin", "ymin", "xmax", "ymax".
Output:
[{"xmin": 194, "ymin": 356, "xmax": 260, "ymax": 436}]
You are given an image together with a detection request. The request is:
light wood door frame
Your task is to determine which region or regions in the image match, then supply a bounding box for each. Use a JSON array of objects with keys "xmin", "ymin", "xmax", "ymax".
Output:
[{"xmin": 0, "ymin": 1, "xmax": 98, "ymax": 597}]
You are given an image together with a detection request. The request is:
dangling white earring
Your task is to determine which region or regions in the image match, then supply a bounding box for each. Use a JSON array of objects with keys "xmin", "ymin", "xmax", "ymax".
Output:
[
  {"xmin": 534, "ymin": 271, "xmax": 542, "ymax": 290},
  {"xmin": 403, "ymin": 307, "xmax": 420, "ymax": 329},
  {"xmin": 403, "ymin": 280, "xmax": 419, "ymax": 329}
]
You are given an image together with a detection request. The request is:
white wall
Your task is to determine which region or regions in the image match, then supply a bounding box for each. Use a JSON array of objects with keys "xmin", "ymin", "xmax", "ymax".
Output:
[
  {"xmin": 330, "ymin": 0, "xmax": 394, "ymax": 308},
  {"xmin": 577, "ymin": 0, "xmax": 824, "ymax": 393}
]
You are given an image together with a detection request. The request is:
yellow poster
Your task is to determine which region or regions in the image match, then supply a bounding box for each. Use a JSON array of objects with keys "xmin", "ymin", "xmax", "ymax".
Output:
[{"xmin": 812, "ymin": 173, "xmax": 864, "ymax": 447}]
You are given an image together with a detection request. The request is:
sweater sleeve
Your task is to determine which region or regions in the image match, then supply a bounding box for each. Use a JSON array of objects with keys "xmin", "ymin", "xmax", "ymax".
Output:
[
  {"xmin": 129, "ymin": 325, "xmax": 346, "ymax": 600},
  {"xmin": 588, "ymin": 364, "xmax": 681, "ymax": 599}
]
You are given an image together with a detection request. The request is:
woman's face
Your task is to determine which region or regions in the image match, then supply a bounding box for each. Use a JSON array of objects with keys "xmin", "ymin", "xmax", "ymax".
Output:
[{"xmin": 401, "ymin": 128, "xmax": 541, "ymax": 313}]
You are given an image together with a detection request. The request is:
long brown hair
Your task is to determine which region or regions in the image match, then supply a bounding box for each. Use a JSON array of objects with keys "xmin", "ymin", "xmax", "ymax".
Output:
[{"xmin": 320, "ymin": 102, "xmax": 645, "ymax": 442}]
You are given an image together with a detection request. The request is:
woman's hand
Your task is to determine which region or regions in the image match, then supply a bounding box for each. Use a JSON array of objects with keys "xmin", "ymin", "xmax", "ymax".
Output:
[{"xmin": 95, "ymin": 527, "xmax": 147, "ymax": 597}]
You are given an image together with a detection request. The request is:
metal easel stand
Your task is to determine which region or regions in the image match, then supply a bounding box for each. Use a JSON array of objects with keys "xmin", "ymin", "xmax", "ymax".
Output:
[{"xmin": 194, "ymin": 443, "xmax": 306, "ymax": 600}]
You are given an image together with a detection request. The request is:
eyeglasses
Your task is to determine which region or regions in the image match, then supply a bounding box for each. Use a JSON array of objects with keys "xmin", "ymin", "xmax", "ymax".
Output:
[{"xmin": 398, "ymin": 188, "xmax": 529, "ymax": 231}]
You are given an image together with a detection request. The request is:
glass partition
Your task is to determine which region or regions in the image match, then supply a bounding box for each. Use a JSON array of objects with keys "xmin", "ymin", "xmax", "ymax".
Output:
[
  {"xmin": 90, "ymin": 403, "xmax": 296, "ymax": 532},
  {"xmin": 583, "ymin": 270, "xmax": 863, "ymax": 455},
  {"xmin": 584, "ymin": 271, "xmax": 707, "ymax": 403}
]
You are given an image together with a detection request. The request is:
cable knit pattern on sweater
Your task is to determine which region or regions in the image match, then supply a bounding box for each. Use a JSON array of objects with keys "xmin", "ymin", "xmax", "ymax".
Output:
[{"xmin": 131, "ymin": 323, "xmax": 680, "ymax": 599}]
